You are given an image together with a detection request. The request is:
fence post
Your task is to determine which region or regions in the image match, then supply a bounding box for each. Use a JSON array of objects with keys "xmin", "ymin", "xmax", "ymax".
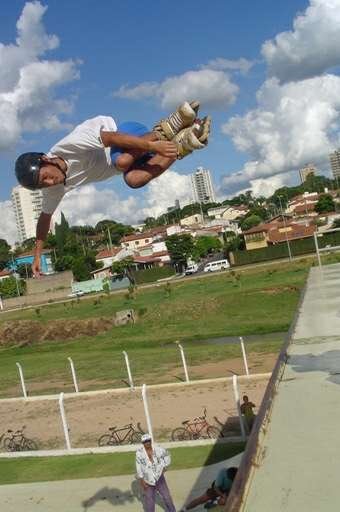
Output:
[
  {"xmin": 177, "ymin": 342, "xmax": 190, "ymax": 383},
  {"xmin": 67, "ymin": 357, "xmax": 79, "ymax": 393},
  {"xmin": 58, "ymin": 392, "xmax": 71, "ymax": 450},
  {"xmin": 313, "ymin": 232, "xmax": 322, "ymax": 267},
  {"xmin": 16, "ymin": 362, "xmax": 27, "ymax": 399},
  {"xmin": 239, "ymin": 337, "xmax": 250, "ymax": 377},
  {"xmin": 232, "ymin": 375, "xmax": 246, "ymax": 440},
  {"xmin": 122, "ymin": 351, "xmax": 134, "ymax": 389},
  {"xmin": 142, "ymin": 384, "xmax": 153, "ymax": 442}
]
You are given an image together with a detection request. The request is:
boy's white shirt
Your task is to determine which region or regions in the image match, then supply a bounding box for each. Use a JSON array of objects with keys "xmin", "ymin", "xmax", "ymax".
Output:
[{"xmin": 42, "ymin": 116, "xmax": 120, "ymax": 214}]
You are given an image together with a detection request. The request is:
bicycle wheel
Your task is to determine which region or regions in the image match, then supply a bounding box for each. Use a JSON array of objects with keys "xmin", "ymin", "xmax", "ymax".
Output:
[
  {"xmin": 3, "ymin": 438, "xmax": 15, "ymax": 452},
  {"xmin": 130, "ymin": 431, "xmax": 143, "ymax": 444},
  {"xmin": 207, "ymin": 426, "xmax": 222, "ymax": 439},
  {"xmin": 98, "ymin": 434, "xmax": 118, "ymax": 447},
  {"xmin": 23, "ymin": 439, "xmax": 38, "ymax": 451},
  {"xmin": 171, "ymin": 428, "xmax": 191, "ymax": 442}
]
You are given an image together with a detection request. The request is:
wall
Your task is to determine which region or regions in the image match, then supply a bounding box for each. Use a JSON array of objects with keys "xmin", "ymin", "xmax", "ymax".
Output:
[{"xmin": 26, "ymin": 271, "xmax": 73, "ymax": 295}]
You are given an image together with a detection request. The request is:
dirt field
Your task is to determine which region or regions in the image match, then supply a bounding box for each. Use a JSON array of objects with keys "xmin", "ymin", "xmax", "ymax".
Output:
[{"xmin": 0, "ymin": 375, "xmax": 269, "ymax": 450}]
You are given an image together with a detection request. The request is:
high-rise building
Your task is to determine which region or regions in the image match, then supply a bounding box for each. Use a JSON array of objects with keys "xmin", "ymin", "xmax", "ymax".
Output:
[
  {"xmin": 167, "ymin": 199, "xmax": 181, "ymax": 213},
  {"xmin": 191, "ymin": 167, "xmax": 216, "ymax": 204},
  {"xmin": 299, "ymin": 163, "xmax": 316, "ymax": 183},
  {"xmin": 11, "ymin": 186, "xmax": 43, "ymax": 243},
  {"xmin": 329, "ymin": 150, "xmax": 340, "ymax": 180}
]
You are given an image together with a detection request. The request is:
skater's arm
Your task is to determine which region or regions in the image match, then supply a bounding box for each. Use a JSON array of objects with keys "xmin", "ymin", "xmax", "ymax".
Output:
[
  {"xmin": 100, "ymin": 131, "xmax": 177, "ymax": 158},
  {"xmin": 33, "ymin": 213, "xmax": 52, "ymax": 277}
]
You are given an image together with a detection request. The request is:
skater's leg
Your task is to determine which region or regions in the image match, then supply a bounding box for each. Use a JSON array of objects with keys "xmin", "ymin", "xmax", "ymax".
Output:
[
  {"xmin": 114, "ymin": 132, "xmax": 158, "ymax": 172},
  {"xmin": 123, "ymin": 152, "xmax": 176, "ymax": 188}
]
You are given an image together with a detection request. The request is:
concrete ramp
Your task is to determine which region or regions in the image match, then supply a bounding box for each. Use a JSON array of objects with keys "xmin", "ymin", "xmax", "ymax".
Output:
[{"xmin": 226, "ymin": 263, "xmax": 340, "ymax": 512}]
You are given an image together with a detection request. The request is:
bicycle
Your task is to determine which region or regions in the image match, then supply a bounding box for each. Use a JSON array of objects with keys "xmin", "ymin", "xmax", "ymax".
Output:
[
  {"xmin": 2, "ymin": 426, "xmax": 38, "ymax": 452},
  {"xmin": 98, "ymin": 422, "xmax": 145, "ymax": 446},
  {"xmin": 171, "ymin": 408, "xmax": 221, "ymax": 441}
]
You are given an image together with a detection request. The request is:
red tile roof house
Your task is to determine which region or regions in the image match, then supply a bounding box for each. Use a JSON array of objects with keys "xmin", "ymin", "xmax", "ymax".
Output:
[
  {"xmin": 243, "ymin": 219, "xmax": 316, "ymax": 251},
  {"xmin": 95, "ymin": 247, "xmax": 124, "ymax": 267},
  {"xmin": 120, "ymin": 227, "xmax": 167, "ymax": 251},
  {"xmin": 0, "ymin": 269, "xmax": 12, "ymax": 282}
]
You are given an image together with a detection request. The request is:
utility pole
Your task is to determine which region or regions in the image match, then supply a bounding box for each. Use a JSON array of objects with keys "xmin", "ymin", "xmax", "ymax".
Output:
[
  {"xmin": 107, "ymin": 227, "xmax": 113, "ymax": 252},
  {"xmin": 278, "ymin": 196, "xmax": 292, "ymax": 261}
]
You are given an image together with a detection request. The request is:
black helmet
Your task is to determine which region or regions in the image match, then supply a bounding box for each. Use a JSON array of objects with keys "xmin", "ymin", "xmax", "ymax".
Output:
[{"xmin": 15, "ymin": 152, "xmax": 45, "ymax": 190}]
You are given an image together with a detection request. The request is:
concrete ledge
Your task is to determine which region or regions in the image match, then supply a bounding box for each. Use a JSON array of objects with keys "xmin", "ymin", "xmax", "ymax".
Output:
[{"xmin": 0, "ymin": 436, "xmax": 245, "ymax": 458}]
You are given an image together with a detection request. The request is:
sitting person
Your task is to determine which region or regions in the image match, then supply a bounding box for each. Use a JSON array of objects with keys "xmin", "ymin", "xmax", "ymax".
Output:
[{"xmin": 180, "ymin": 466, "xmax": 238, "ymax": 510}]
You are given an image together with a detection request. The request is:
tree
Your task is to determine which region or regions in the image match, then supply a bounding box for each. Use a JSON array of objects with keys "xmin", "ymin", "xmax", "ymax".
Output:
[
  {"xmin": 315, "ymin": 194, "xmax": 335, "ymax": 214},
  {"xmin": 165, "ymin": 234, "xmax": 195, "ymax": 271},
  {"xmin": 0, "ymin": 239, "xmax": 11, "ymax": 270},
  {"xmin": 18, "ymin": 237, "xmax": 36, "ymax": 253},
  {"xmin": 241, "ymin": 214, "xmax": 263, "ymax": 231},
  {"xmin": 16, "ymin": 263, "xmax": 33, "ymax": 279},
  {"xmin": 224, "ymin": 235, "xmax": 245, "ymax": 254},
  {"xmin": 71, "ymin": 254, "xmax": 98, "ymax": 282},
  {"xmin": 192, "ymin": 236, "xmax": 222, "ymax": 260},
  {"xmin": 55, "ymin": 212, "xmax": 70, "ymax": 257},
  {"xmin": 111, "ymin": 257, "xmax": 135, "ymax": 284},
  {"xmin": 71, "ymin": 257, "xmax": 91, "ymax": 282},
  {"xmin": 0, "ymin": 277, "xmax": 26, "ymax": 298}
]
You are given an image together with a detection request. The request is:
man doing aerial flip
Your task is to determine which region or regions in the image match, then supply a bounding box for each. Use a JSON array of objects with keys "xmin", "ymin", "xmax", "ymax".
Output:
[{"xmin": 14, "ymin": 101, "xmax": 211, "ymax": 277}]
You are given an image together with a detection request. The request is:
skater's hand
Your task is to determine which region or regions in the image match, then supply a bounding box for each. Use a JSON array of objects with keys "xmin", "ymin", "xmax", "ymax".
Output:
[
  {"xmin": 150, "ymin": 140, "xmax": 177, "ymax": 158},
  {"xmin": 32, "ymin": 256, "xmax": 42, "ymax": 278}
]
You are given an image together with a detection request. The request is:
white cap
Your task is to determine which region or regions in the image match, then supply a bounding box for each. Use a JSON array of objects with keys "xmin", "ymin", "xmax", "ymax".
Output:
[{"xmin": 141, "ymin": 433, "xmax": 152, "ymax": 443}]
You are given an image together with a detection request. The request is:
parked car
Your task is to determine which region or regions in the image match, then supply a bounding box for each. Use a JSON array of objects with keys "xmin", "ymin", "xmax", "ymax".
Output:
[
  {"xmin": 67, "ymin": 291, "xmax": 85, "ymax": 298},
  {"xmin": 203, "ymin": 259, "xmax": 230, "ymax": 272},
  {"xmin": 185, "ymin": 263, "xmax": 199, "ymax": 275}
]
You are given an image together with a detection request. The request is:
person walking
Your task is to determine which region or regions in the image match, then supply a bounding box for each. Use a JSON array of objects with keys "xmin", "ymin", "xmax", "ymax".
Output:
[
  {"xmin": 240, "ymin": 395, "xmax": 256, "ymax": 433},
  {"xmin": 14, "ymin": 101, "xmax": 211, "ymax": 277},
  {"xmin": 136, "ymin": 433, "xmax": 176, "ymax": 512}
]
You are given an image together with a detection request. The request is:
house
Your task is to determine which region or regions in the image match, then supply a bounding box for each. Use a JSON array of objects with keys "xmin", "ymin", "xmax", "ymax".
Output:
[
  {"xmin": 120, "ymin": 227, "xmax": 167, "ymax": 251},
  {"xmin": 134, "ymin": 240, "xmax": 171, "ymax": 267},
  {"xmin": 11, "ymin": 249, "xmax": 54, "ymax": 274},
  {"xmin": 287, "ymin": 192, "xmax": 319, "ymax": 218},
  {"xmin": 0, "ymin": 269, "xmax": 12, "ymax": 282},
  {"xmin": 208, "ymin": 205, "xmax": 249, "ymax": 222},
  {"xmin": 91, "ymin": 265, "xmax": 112, "ymax": 280},
  {"xmin": 180, "ymin": 213, "xmax": 203, "ymax": 226},
  {"xmin": 243, "ymin": 219, "xmax": 316, "ymax": 251},
  {"xmin": 95, "ymin": 246, "xmax": 134, "ymax": 267}
]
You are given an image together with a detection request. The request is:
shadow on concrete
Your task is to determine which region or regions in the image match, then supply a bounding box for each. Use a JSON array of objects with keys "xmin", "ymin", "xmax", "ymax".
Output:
[
  {"xmin": 82, "ymin": 480, "xmax": 168, "ymax": 511},
  {"xmin": 289, "ymin": 350, "xmax": 340, "ymax": 385}
]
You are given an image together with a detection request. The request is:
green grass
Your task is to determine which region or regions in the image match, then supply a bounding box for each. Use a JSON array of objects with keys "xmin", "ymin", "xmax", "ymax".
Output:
[
  {"xmin": 0, "ymin": 259, "xmax": 311, "ymax": 396},
  {"xmin": 0, "ymin": 443, "xmax": 245, "ymax": 485}
]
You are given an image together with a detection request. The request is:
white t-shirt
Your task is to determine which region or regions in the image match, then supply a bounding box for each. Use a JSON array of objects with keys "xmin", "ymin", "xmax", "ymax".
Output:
[{"xmin": 42, "ymin": 116, "xmax": 120, "ymax": 214}]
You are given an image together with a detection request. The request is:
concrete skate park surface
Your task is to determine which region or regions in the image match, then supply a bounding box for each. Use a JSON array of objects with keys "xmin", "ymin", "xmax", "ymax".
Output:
[
  {"xmin": 0, "ymin": 452, "xmax": 243, "ymax": 512},
  {"xmin": 231, "ymin": 263, "xmax": 340, "ymax": 512}
]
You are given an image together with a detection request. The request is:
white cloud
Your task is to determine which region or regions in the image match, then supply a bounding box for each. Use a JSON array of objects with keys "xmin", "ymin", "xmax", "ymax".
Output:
[
  {"xmin": 262, "ymin": 0, "xmax": 340, "ymax": 83},
  {"xmin": 53, "ymin": 170, "xmax": 192, "ymax": 227},
  {"xmin": 140, "ymin": 170, "xmax": 193, "ymax": 218},
  {"xmin": 113, "ymin": 68, "xmax": 239, "ymax": 110},
  {"xmin": 0, "ymin": 1, "xmax": 80, "ymax": 151},
  {"xmin": 0, "ymin": 200, "xmax": 18, "ymax": 245},
  {"xmin": 221, "ymin": 74, "xmax": 340, "ymax": 195},
  {"xmin": 55, "ymin": 184, "xmax": 139, "ymax": 227},
  {"xmin": 203, "ymin": 57, "xmax": 253, "ymax": 74}
]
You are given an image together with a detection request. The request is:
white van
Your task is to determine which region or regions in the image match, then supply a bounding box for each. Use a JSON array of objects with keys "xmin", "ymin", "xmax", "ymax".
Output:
[
  {"xmin": 203, "ymin": 259, "xmax": 230, "ymax": 272},
  {"xmin": 185, "ymin": 263, "xmax": 199, "ymax": 275}
]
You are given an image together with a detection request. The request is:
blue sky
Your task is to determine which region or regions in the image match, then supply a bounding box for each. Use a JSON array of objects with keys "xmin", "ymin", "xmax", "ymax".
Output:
[{"xmin": 2, "ymin": 0, "xmax": 340, "ymax": 243}]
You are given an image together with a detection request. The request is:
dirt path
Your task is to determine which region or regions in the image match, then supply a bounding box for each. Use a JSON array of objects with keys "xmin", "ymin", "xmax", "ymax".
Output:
[{"xmin": 0, "ymin": 375, "xmax": 269, "ymax": 450}]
